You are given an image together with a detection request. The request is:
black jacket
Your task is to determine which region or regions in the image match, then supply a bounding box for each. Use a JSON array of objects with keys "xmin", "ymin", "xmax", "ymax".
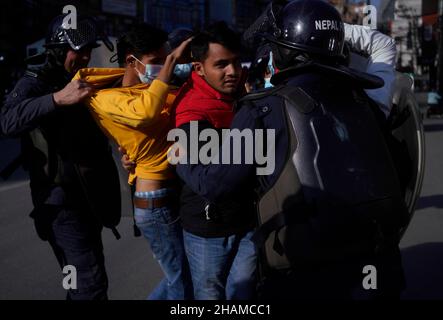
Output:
[
  {"xmin": 1, "ymin": 64, "xmax": 121, "ymax": 228},
  {"xmin": 177, "ymin": 121, "xmax": 256, "ymax": 238}
]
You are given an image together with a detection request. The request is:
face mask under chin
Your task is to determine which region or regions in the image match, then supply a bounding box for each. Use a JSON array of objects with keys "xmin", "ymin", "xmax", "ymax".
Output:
[
  {"xmin": 131, "ymin": 55, "xmax": 163, "ymax": 84},
  {"xmin": 138, "ymin": 64, "xmax": 163, "ymax": 84},
  {"xmin": 132, "ymin": 55, "xmax": 192, "ymax": 84}
]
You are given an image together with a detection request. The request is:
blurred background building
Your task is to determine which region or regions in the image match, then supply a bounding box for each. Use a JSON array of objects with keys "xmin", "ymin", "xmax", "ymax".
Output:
[
  {"xmin": 334, "ymin": 0, "xmax": 440, "ymax": 94},
  {"xmin": 0, "ymin": 0, "xmax": 270, "ymax": 100},
  {"xmin": 0, "ymin": 0, "xmax": 442, "ymax": 105}
]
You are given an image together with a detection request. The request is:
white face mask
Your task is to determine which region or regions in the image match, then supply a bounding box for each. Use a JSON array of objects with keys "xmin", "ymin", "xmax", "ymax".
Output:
[
  {"xmin": 265, "ymin": 51, "xmax": 275, "ymax": 88},
  {"xmin": 131, "ymin": 55, "xmax": 163, "ymax": 84},
  {"xmin": 264, "ymin": 77, "xmax": 273, "ymax": 88},
  {"xmin": 173, "ymin": 63, "xmax": 192, "ymax": 79}
]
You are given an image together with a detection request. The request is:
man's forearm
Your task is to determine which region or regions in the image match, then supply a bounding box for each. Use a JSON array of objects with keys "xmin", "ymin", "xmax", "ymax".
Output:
[{"xmin": 1, "ymin": 94, "xmax": 56, "ymax": 136}]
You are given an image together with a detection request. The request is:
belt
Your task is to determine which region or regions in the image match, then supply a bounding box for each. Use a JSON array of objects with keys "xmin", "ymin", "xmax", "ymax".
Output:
[{"xmin": 133, "ymin": 195, "xmax": 171, "ymax": 209}]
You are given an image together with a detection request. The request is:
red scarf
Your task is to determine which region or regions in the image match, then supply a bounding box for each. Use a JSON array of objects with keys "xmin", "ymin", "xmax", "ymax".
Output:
[{"xmin": 174, "ymin": 71, "xmax": 235, "ymax": 129}]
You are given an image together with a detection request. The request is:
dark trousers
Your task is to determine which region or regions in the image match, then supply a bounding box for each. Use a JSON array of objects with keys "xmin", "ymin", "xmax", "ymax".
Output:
[{"xmin": 31, "ymin": 204, "xmax": 108, "ymax": 300}]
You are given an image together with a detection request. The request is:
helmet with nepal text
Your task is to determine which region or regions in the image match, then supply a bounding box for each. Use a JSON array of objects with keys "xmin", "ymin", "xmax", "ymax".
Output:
[{"xmin": 263, "ymin": 0, "xmax": 345, "ymax": 59}]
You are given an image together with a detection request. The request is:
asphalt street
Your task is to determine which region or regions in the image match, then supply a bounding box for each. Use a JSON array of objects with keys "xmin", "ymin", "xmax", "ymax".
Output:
[
  {"xmin": 0, "ymin": 140, "xmax": 161, "ymax": 300},
  {"xmin": 0, "ymin": 118, "xmax": 442, "ymax": 300}
]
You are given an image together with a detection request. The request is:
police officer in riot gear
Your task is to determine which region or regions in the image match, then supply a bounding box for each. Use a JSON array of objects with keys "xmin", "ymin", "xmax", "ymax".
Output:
[
  {"xmin": 176, "ymin": 0, "xmax": 407, "ymax": 299},
  {"xmin": 1, "ymin": 15, "xmax": 120, "ymax": 299}
]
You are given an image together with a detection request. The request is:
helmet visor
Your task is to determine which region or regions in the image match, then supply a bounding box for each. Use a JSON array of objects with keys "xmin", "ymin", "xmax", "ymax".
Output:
[
  {"xmin": 243, "ymin": 0, "xmax": 288, "ymax": 46},
  {"xmin": 63, "ymin": 18, "xmax": 114, "ymax": 52}
]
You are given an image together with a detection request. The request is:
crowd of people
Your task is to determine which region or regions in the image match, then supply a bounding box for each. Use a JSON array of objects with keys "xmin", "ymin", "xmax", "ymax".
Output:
[{"xmin": 1, "ymin": 0, "xmax": 408, "ymax": 300}]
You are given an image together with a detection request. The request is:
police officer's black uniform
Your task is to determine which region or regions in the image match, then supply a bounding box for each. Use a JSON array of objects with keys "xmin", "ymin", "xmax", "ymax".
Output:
[{"xmin": 0, "ymin": 16, "xmax": 120, "ymax": 300}]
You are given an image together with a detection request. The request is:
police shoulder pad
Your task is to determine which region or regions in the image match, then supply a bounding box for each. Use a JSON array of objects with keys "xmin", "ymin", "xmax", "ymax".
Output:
[
  {"xmin": 235, "ymin": 86, "xmax": 284, "ymax": 113},
  {"xmin": 274, "ymin": 86, "xmax": 317, "ymax": 114}
]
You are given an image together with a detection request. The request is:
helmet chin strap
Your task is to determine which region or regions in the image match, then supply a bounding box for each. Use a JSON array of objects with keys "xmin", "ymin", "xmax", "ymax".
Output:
[
  {"xmin": 272, "ymin": 44, "xmax": 308, "ymax": 70},
  {"xmin": 273, "ymin": 42, "xmax": 343, "ymax": 72},
  {"xmin": 36, "ymin": 48, "xmax": 71, "ymax": 83},
  {"xmin": 47, "ymin": 47, "xmax": 68, "ymax": 68}
]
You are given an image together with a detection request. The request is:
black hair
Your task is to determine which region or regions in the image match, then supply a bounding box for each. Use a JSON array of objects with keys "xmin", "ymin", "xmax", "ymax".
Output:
[
  {"xmin": 116, "ymin": 23, "xmax": 168, "ymax": 65},
  {"xmin": 190, "ymin": 21, "xmax": 242, "ymax": 62},
  {"xmin": 167, "ymin": 28, "xmax": 194, "ymax": 52}
]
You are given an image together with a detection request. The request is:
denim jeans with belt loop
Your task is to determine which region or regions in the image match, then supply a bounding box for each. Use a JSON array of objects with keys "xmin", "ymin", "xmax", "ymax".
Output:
[{"xmin": 134, "ymin": 188, "xmax": 192, "ymax": 300}]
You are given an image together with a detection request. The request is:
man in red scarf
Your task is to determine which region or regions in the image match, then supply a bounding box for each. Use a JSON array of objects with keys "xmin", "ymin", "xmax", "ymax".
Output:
[{"xmin": 172, "ymin": 22, "xmax": 257, "ymax": 300}]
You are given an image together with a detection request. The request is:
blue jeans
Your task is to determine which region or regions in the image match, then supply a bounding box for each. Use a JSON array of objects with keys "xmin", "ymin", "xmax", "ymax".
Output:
[
  {"xmin": 183, "ymin": 230, "xmax": 257, "ymax": 300},
  {"xmin": 134, "ymin": 189, "xmax": 192, "ymax": 300}
]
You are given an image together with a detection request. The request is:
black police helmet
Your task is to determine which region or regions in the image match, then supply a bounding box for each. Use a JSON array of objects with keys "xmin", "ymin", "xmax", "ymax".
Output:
[
  {"xmin": 44, "ymin": 15, "xmax": 113, "ymax": 51},
  {"xmin": 264, "ymin": 0, "xmax": 345, "ymax": 60}
]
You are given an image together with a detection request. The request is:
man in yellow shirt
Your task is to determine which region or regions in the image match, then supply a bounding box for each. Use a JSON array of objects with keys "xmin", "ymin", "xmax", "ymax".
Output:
[{"xmin": 74, "ymin": 24, "xmax": 192, "ymax": 300}]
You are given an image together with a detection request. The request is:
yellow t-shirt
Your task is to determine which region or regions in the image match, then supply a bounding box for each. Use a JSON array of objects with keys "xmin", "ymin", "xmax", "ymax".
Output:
[{"xmin": 73, "ymin": 68, "xmax": 176, "ymax": 185}]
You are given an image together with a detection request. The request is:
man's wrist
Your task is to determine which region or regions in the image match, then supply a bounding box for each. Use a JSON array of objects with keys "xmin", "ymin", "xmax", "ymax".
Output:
[
  {"xmin": 52, "ymin": 92, "xmax": 61, "ymax": 107},
  {"xmin": 166, "ymin": 54, "xmax": 177, "ymax": 66},
  {"xmin": 157, "ymin": 55, "xmax": 177, "ymax": 84}
]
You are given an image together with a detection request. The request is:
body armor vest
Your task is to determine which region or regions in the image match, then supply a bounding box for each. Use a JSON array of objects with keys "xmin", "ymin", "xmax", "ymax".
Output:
[{"xmin": 247, "ymin": 84, "xmax": 407, "ymax": 271}]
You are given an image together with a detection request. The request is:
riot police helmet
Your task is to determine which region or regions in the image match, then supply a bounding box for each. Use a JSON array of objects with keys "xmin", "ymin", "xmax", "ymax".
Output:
[
  {"xmin": 255, "ymin": 0, "xmax": 344, "ymax": 70},
  {"xmin": 264, "ymin": 0, "xmax": 345, "ymax": 57},
  {"xmin": 44, "ymin": 15, "xmax": 113, "ymax": 52}
]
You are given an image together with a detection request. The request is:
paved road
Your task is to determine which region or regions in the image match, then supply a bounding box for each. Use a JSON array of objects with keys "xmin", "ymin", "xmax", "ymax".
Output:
[
  {"xmin": 399, "ymin": 117, "xmax": 443, "ymax": 299},
  {"xmin": 0, "ymin": 118, "xmax": 442, "ymax": 300},
  {"xmin": 0, "ymin": 139, "xmax": 161, "ymax": 300}
]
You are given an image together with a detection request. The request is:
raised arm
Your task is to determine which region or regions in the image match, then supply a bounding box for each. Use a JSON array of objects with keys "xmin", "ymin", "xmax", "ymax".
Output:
[{"xmin": 344, "ymin": 23, "xmax": 397, "ymax": 117}]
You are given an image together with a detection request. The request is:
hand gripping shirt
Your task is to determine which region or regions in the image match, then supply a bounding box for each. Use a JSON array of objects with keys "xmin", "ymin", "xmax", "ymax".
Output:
[{"xmin": 73, "ymin": 68, "xmax": 177, "ymax": 184}]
